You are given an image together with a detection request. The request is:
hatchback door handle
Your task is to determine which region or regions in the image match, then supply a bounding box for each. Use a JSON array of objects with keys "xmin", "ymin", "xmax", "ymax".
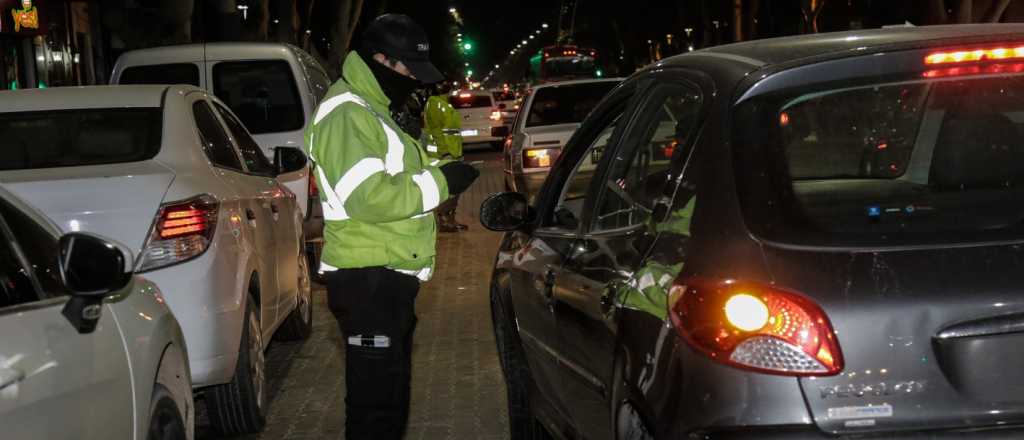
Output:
[{"xmin": 0, "ymin": 366, "xmax": 25, "ymax": 391}]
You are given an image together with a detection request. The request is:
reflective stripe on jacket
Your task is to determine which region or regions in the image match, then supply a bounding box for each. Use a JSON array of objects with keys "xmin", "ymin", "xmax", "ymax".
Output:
[
  {"xmin": 423, "ymin": 95, "xmax": 463, "ymax": 159},
  {"xmin": 304, "ymin": 52, "xmax": 450, "ymax": 280}
]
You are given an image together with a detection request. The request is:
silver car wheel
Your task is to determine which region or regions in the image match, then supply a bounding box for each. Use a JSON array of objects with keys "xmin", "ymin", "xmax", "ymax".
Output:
[
  {"xmin": 297, "ymin": 255, "xmax": 312, "ymax": 324},
  {"xmin": 248, "ymin": 307, "xmax": 266, "ymax": 411}
]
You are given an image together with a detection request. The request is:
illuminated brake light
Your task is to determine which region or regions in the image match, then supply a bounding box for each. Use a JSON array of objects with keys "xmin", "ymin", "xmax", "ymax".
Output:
[
  {"xmin": 459, "ymin": 92, "xmax": 472, "ymax": 98},
  {"xmin": 669, "ymin": 277, "xmax": 844, "ymax": 376},
  {"xmin": 925, "ymin": 46, "xmax": 1024, "ymax": 64},
  {"xmin": 138, "ymin": 195, "xmax": 219, "ymax": 272},
  {"xmin": 923, "ymin": 62, "xmax": 1024, "ymax": 78}
]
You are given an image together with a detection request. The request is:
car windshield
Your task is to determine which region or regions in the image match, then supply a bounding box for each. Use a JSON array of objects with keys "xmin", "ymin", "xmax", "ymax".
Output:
[
  {"xmin": 526, "ymin": 82, "xmax": 616, "ymax": 127},
  {"xmin": 734, "ymin": 73, "xmax": 1024, "ymax": 247},
  {"xmin": 453, "ymin": 94, "xmax": 492, "ymax": 109},
  {"xmin": 0, "ymin": 108, "xmax": 162, "ymax": 171}
]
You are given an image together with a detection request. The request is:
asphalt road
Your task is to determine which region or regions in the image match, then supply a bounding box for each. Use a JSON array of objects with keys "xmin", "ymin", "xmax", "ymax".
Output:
[{"xmin": 199, "ymin": 149, "xmax": 510, "ymax": 439}]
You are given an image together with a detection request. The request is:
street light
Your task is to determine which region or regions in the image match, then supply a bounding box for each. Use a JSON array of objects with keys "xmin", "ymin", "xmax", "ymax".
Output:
[
  {"xmin": 449, "ymin": 7, "xmax": 457, "ymax": 13},
  {"xmin": 542, "ymin": 23, "xmax": 549, "ymax": 28},
  {"xmin": 521, "ymin": 40, "xmax": 528, "ymax": 45}
]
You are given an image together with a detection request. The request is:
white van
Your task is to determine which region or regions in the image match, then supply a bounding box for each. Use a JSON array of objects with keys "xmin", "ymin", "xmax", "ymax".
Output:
[{"xmin": 111, "ymin": 42, "xmax": 330, "ymax": 279}]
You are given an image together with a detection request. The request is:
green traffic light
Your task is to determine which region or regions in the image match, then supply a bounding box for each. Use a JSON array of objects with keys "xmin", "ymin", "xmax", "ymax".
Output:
[
  {"xmin": 596, "ymin": 69, "xmax": 604, "ymax": 77},
  {"xmin": 463, "ymin": 42, "xmax": 473, "ymax": 51}
]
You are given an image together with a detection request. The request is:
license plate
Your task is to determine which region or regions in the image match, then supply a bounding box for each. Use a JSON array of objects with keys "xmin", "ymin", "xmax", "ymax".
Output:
[{"xmin": 460, "ymin": 129, "xmax": 479, "ymax": 136}]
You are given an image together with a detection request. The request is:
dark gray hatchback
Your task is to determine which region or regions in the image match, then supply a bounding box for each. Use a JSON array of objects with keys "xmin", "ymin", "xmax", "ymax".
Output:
[{"xmin": 481, "ymin": 24, "xmax": 1024, "ymax": 440}]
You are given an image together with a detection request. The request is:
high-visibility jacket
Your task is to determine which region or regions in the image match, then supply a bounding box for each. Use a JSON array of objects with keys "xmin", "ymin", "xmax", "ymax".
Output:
[
  {"xmin": 304, "ymin": 52, "xmax": 450, "ymax": 280},
  {"xmin": 423, "ymin": 95, "xmax": 463, "ymax": 159}
]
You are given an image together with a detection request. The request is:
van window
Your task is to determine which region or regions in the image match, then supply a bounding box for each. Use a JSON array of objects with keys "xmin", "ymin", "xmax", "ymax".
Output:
[
  {"xmin": 119, "ymin": 63, "xmax": 200, "ymax": 86},
  {"xmin": 212, "ymin": 61, "xmax": 304, "ymax": 135}
]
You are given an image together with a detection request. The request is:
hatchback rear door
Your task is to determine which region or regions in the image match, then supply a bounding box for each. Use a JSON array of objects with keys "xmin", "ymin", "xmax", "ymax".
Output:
[{"xmin": 732, "ymin": 47, "xmax": 1024, "ymax": 435}]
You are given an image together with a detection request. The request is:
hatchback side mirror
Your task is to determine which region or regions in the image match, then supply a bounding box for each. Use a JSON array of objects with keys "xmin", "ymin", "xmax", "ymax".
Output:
[
  {"xmin": 274, "ymin": 146, "xmax": 309, "ymax": 175},
  {"xmin": 58, "ymin": 233, "xmax": 131, "ymax": 334},
  {"xmin": 480, "ymin": 192, "xmax": 535, "ymax": 231}
]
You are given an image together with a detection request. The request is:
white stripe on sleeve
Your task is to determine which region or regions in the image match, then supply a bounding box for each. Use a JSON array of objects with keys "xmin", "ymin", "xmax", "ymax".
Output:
[
  {"xmin": 411, "ymin": 170, "xmax": 442, "ymax": 212},
  {"xmin": 333, "ymin": 158, "xmax": 387, "ymax": 218}
]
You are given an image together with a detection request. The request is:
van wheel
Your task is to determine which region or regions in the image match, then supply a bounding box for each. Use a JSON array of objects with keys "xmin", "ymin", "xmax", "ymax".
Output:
[
  {"xmin": 277, "ymin": 254, "xmax": 314, "ymax": 341},
  {"xmin": 147, "ymin": 385, "xmax": 187, "ymax": 440},
  {"xmin": 207, "ymin": 296, "xmax": 266, "ymax": 435},
  {"xmin": 491, "ymin": 287, "xmax": 551, "ymax": 440}
]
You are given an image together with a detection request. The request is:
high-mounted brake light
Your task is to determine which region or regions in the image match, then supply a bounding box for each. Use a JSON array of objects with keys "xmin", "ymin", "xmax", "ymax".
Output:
[
  {"xmin": 669, "ymin": 277, "xmax": 844, "ymax": 376},
  {"xmin": 925, "ymin": 46, "xmax": 1024, "ymax": 65},
  {"xmin": 459, "ymin": 93, "xmax": 472, "ymax": 98}
]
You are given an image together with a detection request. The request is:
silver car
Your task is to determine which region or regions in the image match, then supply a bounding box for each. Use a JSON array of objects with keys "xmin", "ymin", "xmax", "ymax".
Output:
[
  {"xmin": 0, "ymin": 85, "xmax": 313, "ymax": 435},
  {"xmin": 503, "ymin": 78, "xmax": 621, "ymax": 196},
  {"xmin": 0, "ymin": 186, "xmax": 193, "ymax": 440}
]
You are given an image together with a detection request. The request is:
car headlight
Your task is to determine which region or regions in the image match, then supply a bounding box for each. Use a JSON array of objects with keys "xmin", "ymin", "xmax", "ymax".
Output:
[{"xmin": 523, "ymin": 148, "xmax": 560, "ymax": 169}]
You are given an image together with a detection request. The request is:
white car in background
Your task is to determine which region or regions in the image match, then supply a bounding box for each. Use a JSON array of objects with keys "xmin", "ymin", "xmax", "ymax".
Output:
[
  {"xmin": 451, "ymin": 89, "xmax": 505, "ymax": 149},
  {"xmin": 504, "ymin": 78, "xmax": 622, "ymax": 196},
  {"xmin": 111, "ymin": 42, "xmax": 331, "ymax": 283},
  {"xmin": 0, "ymin": 186, "xmax": 193, "ymax": 440},
  {"xmin": 0, "ymin": 85, "xmax": 313, "ymax": 436}
]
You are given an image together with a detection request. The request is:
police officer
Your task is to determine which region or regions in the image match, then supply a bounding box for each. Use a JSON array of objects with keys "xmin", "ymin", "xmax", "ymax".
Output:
[
  {"xmin": 423, "ymin": 81, "xmax": 467, "ymax": 232},
  {"xmin": 304, "ymin": 14, "xmax": 479, "ymax": 440}
]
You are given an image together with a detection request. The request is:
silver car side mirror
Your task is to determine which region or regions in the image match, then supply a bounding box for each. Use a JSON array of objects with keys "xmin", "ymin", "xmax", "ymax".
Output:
[{"xmin": 58, "ymin": 233, "xmax": 130, "ymax": 334}]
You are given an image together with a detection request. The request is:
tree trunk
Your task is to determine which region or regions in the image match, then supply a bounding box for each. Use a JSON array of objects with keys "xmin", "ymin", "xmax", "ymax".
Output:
[
  {"xmin": 327, "ymin": 0, "xmax": 365, "ymax": 79},
  {"xmin": 956, "ymin": 0, "xmax": 974, "ymax": 22},
  {"xmin": 983, "ymin": 0, "xmax": 1013, "ymax": 22},
  {"xmin": 733, "ymin": 0, "xmax": 744, "ymax": 42},
  {"xmin": 801, "ymin": 0, "xmax": 826, "ymax": 33}
]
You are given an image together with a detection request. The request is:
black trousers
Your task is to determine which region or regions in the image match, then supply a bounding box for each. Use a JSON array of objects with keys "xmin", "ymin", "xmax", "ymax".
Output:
[{"xmin": 326, "ymin": 267, "xmax": 419, "ymax": 440}]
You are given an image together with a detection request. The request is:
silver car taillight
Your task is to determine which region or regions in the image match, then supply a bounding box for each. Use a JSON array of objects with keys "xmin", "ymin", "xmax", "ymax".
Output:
[{"xmin": 137, "ymin": 195, "xmax": 219, "ymax": 273}]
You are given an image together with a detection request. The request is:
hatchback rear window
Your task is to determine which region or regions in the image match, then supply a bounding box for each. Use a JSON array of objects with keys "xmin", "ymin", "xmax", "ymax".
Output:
[
  {"xmin": 453, "ymin": 94, "xmax": 492, "ymax": 109},
  {"xmin": 119, "ymin": 63, "xmax": 200, "ymax": 86},
  {"xmin": 526, "ymin": 82, "xmax": 617, "ymax": 127},
  {"xmin": 0, "ymin": 109, "xmax": 162, "ymax": 171},
  {"xmin": 734, "ymin": 73, "xmax": 1024, "ymax": 247},
  {"xmin": 212, "ymin": 60, "xmax": 303, "ymax": 134}
]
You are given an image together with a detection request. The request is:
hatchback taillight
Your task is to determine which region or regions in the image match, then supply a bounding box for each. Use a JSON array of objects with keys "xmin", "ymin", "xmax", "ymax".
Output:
[
  {"xmin": 668, "ymin": 277, "xmax": 843, "ymax": 376},
  {"xmin": 490, "ymin": 110, "xmax": 502, "ymax": 121},
  {"xmin": 137, "ymin": 195, "xmax": 218, "ymax": 272},
  {"xmin": 308, "ymin": 173, "xmax": 319, "ymax": 200}
]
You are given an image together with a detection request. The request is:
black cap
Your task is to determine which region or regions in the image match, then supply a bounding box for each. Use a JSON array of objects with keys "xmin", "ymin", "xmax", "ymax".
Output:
[{"xmin": 361, "ymin": 14, "xmax": 444, "ymax": 84}]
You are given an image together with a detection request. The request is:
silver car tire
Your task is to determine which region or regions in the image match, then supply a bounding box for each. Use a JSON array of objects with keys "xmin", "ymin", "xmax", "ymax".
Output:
[
  {"xmin": 277, "ymin": 254, "xmax": 314, "ymax": 341},
  {"xmin": 207, "ymin": 296, "xmax": 267, "ymax": 435},
  {"xmin": 147, "ymin": 384, "xmax": 187, "ymax": 440}
]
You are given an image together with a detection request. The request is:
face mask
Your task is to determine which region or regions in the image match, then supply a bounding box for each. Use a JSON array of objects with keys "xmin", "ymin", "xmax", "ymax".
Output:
[{"xmin": 364, "ymin": 55, "xmax": 420, "ymax": 109}]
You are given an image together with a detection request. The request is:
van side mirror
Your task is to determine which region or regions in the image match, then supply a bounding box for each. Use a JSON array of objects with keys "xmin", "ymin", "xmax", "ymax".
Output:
[
  {"xmin": 480, "ymin": 192, "xmax": 535, "ymax": 231},
  {"xmin": 58, "ymin": 233, "xmax": 131, "ymax": 334},
  {"xmin": 274, "ymin": 146, "xmax": 309, "ymax": 175}
]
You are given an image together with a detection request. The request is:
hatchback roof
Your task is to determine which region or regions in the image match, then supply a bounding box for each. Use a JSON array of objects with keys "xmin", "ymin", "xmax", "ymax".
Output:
[
  {"xmin": 116, "ymin": 42, "xmax": 297, "ymax": 64},
  {"xmin": 670, "ymin": 23, "xmax": 1024, "ymax": 68},
  {"xmin": 0, "ymin": 85, "xmax": 190, "ymax": 113},
  {"xmin": 533, "ymin": 77, "xmax": 623, "ymax": 90}
]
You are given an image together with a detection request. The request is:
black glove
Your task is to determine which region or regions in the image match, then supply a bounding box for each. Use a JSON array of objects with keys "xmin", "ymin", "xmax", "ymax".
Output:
[{"xmin": 440, "ymin": 162, "xmax": 480, "ymax": 195}]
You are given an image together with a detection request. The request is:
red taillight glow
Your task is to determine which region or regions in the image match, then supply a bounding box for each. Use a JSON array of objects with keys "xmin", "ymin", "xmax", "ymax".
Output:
[
  {"xmin": 308, "ymin": 174, "xmax": 319, "ymax": 199},
  {"xmin": 669, "ymin": 277, "xmax": 843, "ymax": 376},
  {"xmin": 459, "ymin": 93, "xmax": 472, "ymax": 98},
  {"xmin": 924, "ymin": 46, "xmax": 1024, "ymax": 65},
  {"xmin": 922, "ymin": 62, "xmax": 1024, "ymax": 78},
  {"xmin": 157, "ymin": 200, "xmax": 217, "ymax": 239}
]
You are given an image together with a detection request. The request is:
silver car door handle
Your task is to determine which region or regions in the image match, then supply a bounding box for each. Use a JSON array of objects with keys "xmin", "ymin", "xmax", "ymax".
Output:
[{"xmin": 0, "ymin": 366, "xmax": 25, "ymax": 391}]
